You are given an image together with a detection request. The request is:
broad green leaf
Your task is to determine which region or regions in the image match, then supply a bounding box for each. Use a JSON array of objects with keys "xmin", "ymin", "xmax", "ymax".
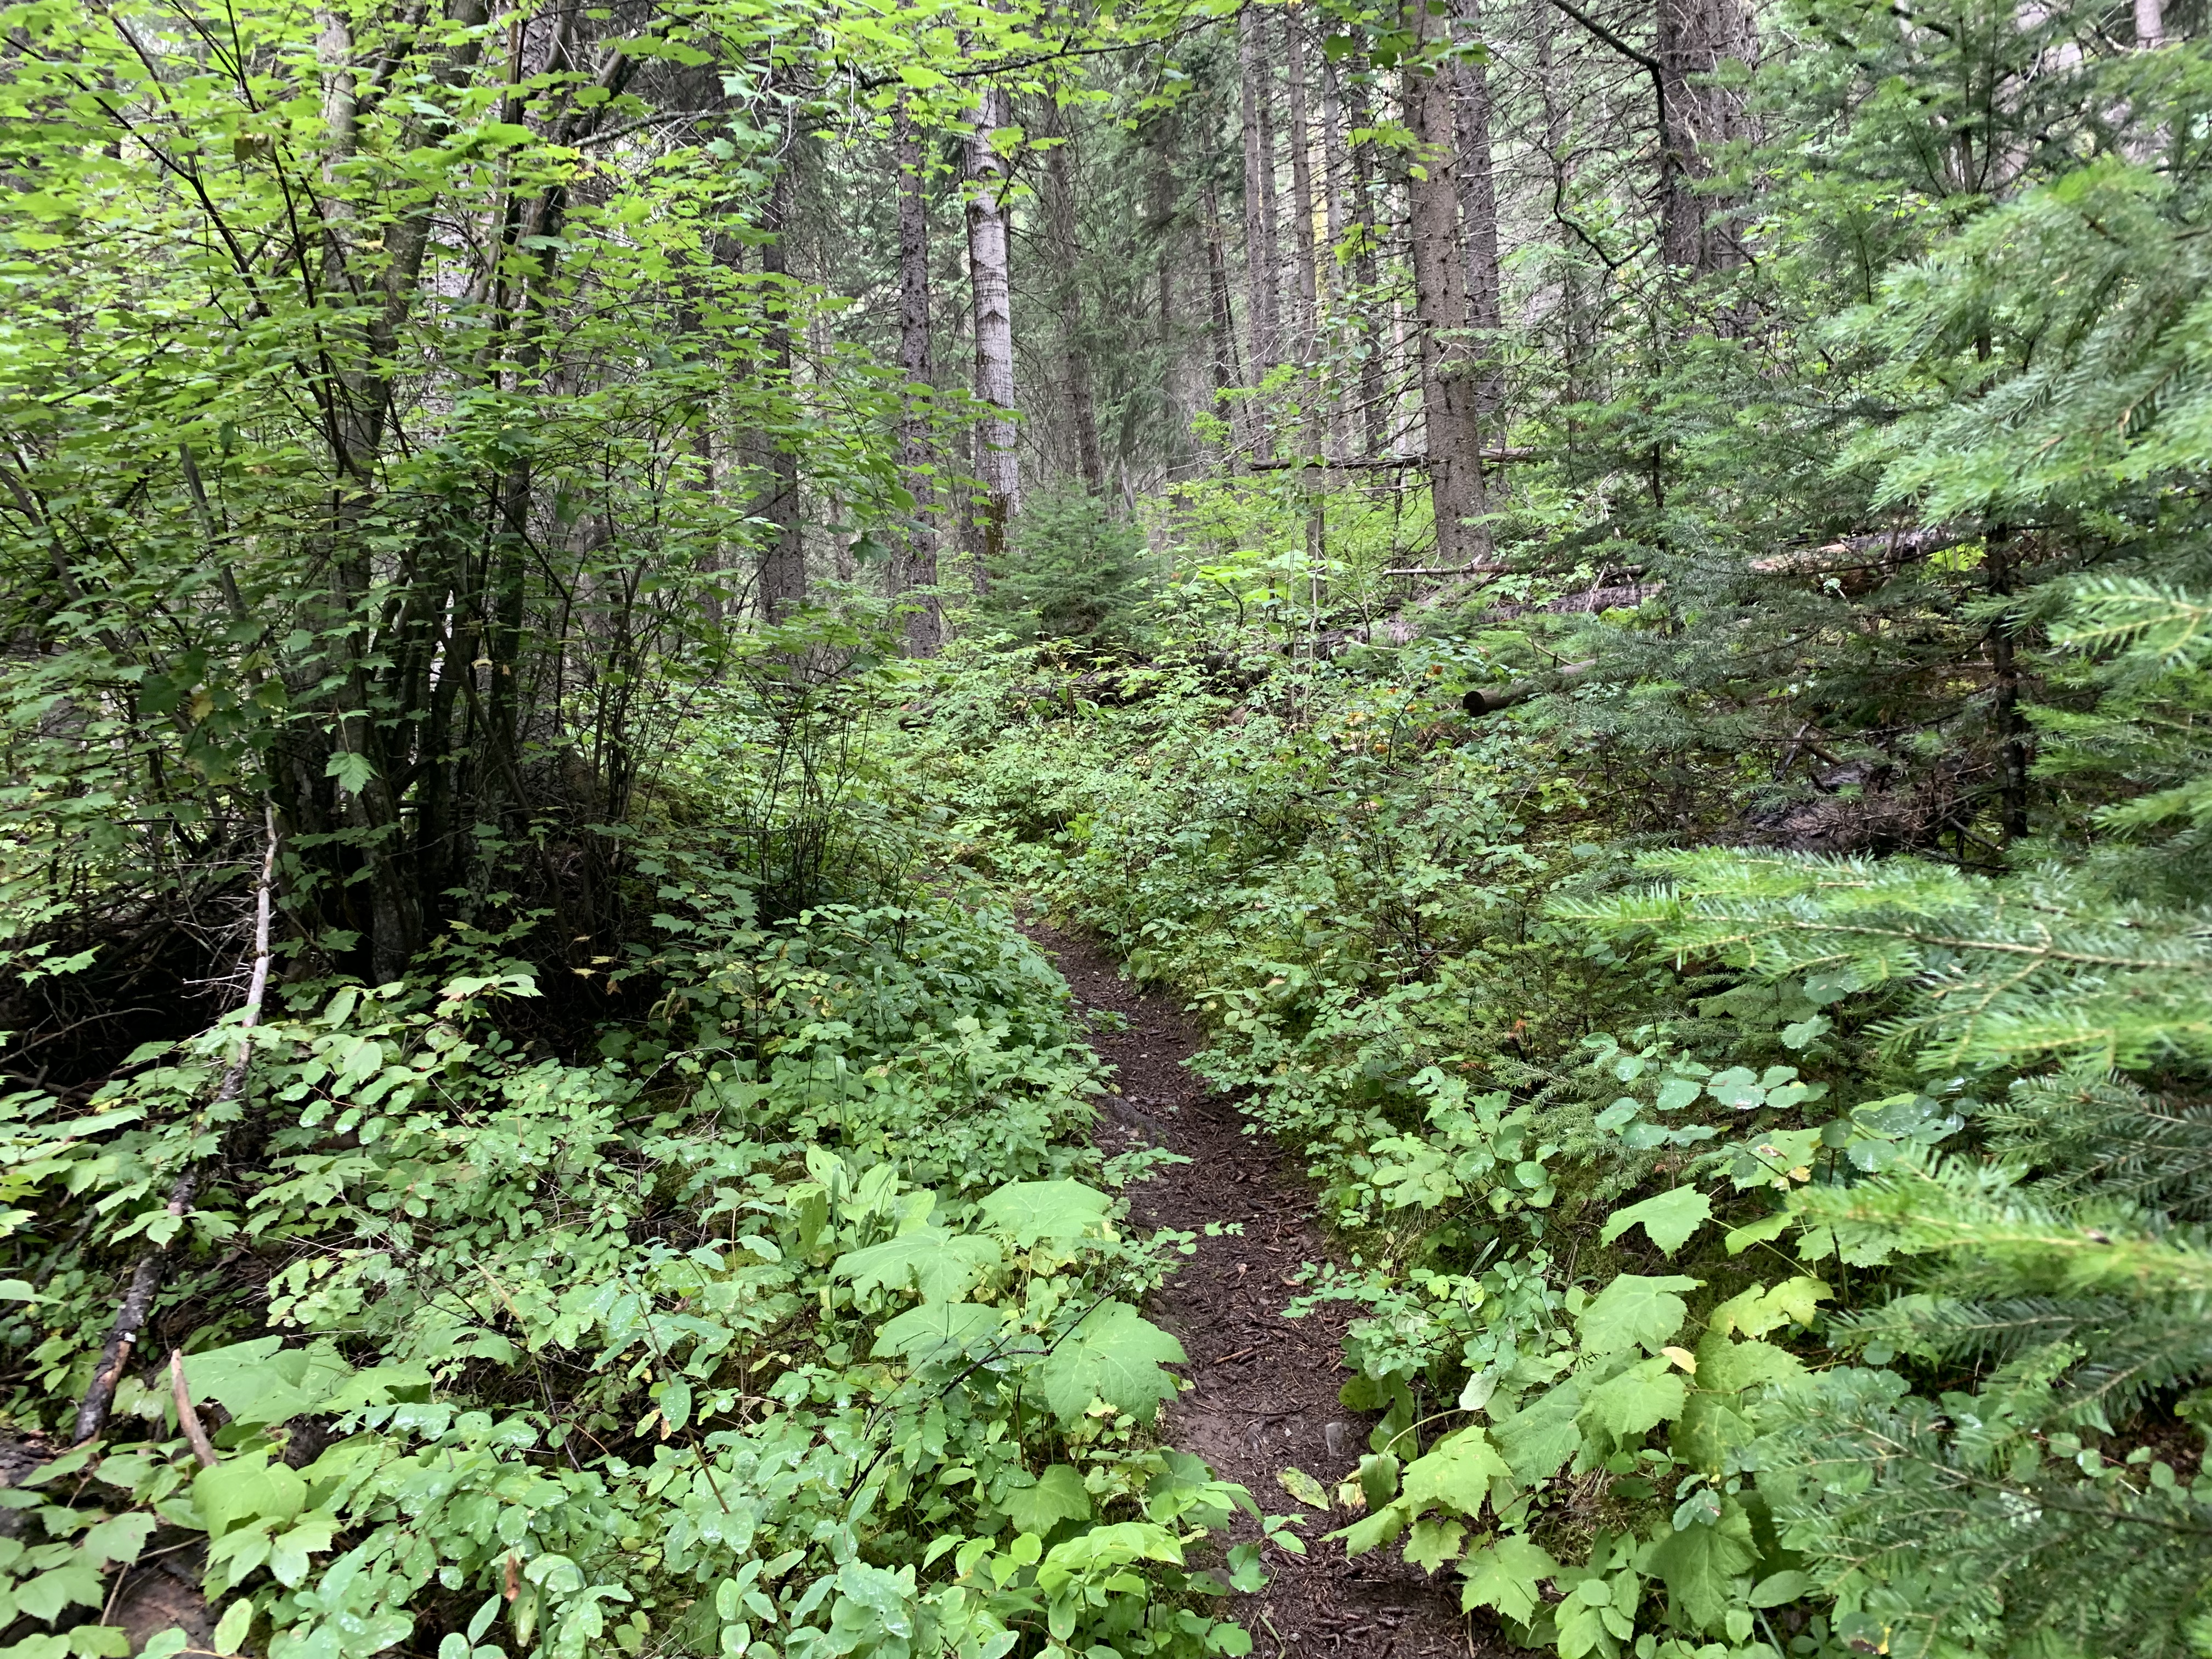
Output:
[
  {"xmin": 872, "ymin": 1300, "xmax": 1005, "ymax": 1363},
  {"xmin": 1404, "ymin": 1517, "xmax": 1465, "ymax": 1574},
  {"xmin": 1648, "ymin": 1499, "xmax": 1758, "ymax": 1631},
  {"xmin": 1723, "ymin": 1212, "xmax": 1792, "ymax": 1255},
  {"xmin": 267, "ymin": 1514, "xmax": 336, "ymax": 1588},
  {"xmin": 16, "ymin": 1556, "xmax": 104, "ymax": 1622},
  {"xmin": 194, "ymin": 1452, "xmax": 306, "ymax": 1538},
  {"xmin": 1276, "ymin": 1466, "xmax": 1331, "ymax": 1510},
  {"xmin": 1578, "ymin": 1274, "xmax": 1700, "ymax": 1356},
  {"xmin": 1336, "ymin": 1498, "xmax": 1410, "ymax": 1556},
  {"xmin": 1033, "ymin": 1301, "xmax": 1184, "ymax": 1424},
  {"xmin": 978, "ymin": 1180, "xmax": 1111, "ymax": 1246},
  {"xmin": 319, "ymin": 1363, "xmax": 432, "ymax": 1414},
  {"xmin": 833, "ymin": 1227, "xmax": 1001, "ymax": 1301},
  {"xmin": 1706, "ymin": 1066, "xmax": 1764, "ymax": 1109},
  {"xmin": 1489, "ymin": 1381, "xmax": 1584, "ymax": 1483},
  {"xmin": 325, "ymin": 751, "xmax": 376, "ymax": 795},
  {"xmin": 1750, "ymin": 1569, "xmax": 1816, "ymax": 1607},
  {"xmin": 657, "ymin": 1379, "xmax": 693, "ymax": 1435},
  {"xmin": 1459, "ymin": 1534, "xmax": 1560, "ymax": 1624},
  {"xmin": 1598, "ymin": 1187, "xmax": 1713, "ymax": 1256},
  {"xmin": 1710, "ymin": 1277, "xmax": 1831, "ymax": 1338},
  {"xmin": 212, "ymin": 1600, "xmax": 253, "ymax": 1656},
  {"xmin": 1002, "ymin": 1466, "xmax": 1091, "ymax": 1534},
  {"xmin": 175, "ymin": 1339, "xmax": 355, "ymax": 1428},
  {"xmin": 1035, "ymin": 1521, "xmax": 1182, "ymax": 1594},
  {"xmin": 1697, "ymin": 1335, "xmax": 1808, "ymax": 1396},
  {"xmin": 1578, "ymin": 1356, "xmax": 1688, "ymax": 1441},
  {"xmin": 76, "ymin": 1514, "xmax": 154, "ymax": 1567}
]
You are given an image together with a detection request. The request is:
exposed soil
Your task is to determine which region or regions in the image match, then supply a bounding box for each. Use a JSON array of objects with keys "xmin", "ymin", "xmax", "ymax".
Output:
[{"xmin": 1023, "ymin": 922, "xmax": 1499, "ymax": 1659}]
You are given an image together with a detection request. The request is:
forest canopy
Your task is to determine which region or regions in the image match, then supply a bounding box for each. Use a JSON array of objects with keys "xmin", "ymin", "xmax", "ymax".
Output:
[{"xmin": 2, "ymin": 0, "xmax": 2210, "ymax": 1652}]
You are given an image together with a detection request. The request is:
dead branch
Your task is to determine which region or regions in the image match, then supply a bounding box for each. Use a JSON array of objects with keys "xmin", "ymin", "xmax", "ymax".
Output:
[{"xmin": 73, "ymin": 811, "xmax": 278, "ymax": 1446}]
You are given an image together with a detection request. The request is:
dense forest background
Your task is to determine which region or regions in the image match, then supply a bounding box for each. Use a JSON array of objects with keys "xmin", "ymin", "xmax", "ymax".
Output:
[{"xmin": 3, "ymin": 0, "xmax": 2211, "ymax": 1655}]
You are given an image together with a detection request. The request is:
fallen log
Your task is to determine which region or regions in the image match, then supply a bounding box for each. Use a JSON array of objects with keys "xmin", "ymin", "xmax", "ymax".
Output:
[{"xmin": 1462, "ymin": 659, "xmax": 1598, "ymax": 715}]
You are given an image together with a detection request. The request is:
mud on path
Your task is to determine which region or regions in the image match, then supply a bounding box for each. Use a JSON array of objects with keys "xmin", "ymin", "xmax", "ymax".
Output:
[{"xmin": 1023, "ymin": 922, "xmax": 1494, "ymax": 1659}]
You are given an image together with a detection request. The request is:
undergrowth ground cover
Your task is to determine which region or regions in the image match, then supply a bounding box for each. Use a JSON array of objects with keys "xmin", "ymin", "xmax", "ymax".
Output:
[
  {"xmin": 0, "ymin": 651, "xmax": 1297, "ymax": 1659},
  {"xmin": 896, "ymin": 558, "xmax": 2212, "ymax": 1658},
  {"xmin": 8, "ymin": 0, "xmax": 2212, "ymax": 1653}
]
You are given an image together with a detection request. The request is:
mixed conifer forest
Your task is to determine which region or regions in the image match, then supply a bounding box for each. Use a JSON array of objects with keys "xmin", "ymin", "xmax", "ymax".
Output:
[{"xmin": 3, "ymin": 0, "xmax": 2211, "ymax": 1650}]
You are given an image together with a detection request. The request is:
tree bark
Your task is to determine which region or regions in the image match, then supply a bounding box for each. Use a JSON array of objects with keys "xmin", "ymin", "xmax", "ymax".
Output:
[
  {"xmin": 1452, "ymin": 0, "xmax": 1504, "ymax": 419},
  {"xmin": 1656, "ymin": 0, "xmax": 1753, "ymax": 271},
  {"xmin": 1282, "ymin": 10, "xmax": 1321, "ymax": 368},
  {"xmin": 1342, "ymin": 69, "xmax": 1390, "ymax": 456},
  {"xmin": 1040, "ymin": 100, "xmax": 1106, "ymax": 495},
  {"xmin": 1202, "ymin": 183, "xmax": 1244, "ymax": 446},
  {"xmin": 1238, "ymin": 10, "xmax": 1282, "ymax": 376},
  {"xmin": 891, "ymin": 98, "xmax": 941, "ymax": 655},
  {"xmin": 964, "ymin": 80, "xmax": 1019, "ymax": 586},
  {"xmin": 1401, "ymin": 1, "xmax": 1489, "ymax": 566},
  {"xmin": 756, "ymin": 148, "xmax": 806, "ymax": 621}
]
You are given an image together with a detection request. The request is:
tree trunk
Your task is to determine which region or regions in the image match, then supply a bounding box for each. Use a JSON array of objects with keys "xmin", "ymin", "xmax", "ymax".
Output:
[
  {"xmin": 757, "ymin": 151, "xmax": 806, "ymax": 621},
  {"xmin": 1282, "ymin": 10, "xmax": 1321, "ymax": 368},
  {"xmin": 1401, "ymin": 2, "xmax": 1488, "ymax": 566},
  {"xmin": 1238, "ymin": 10, "xmax": 1282, "ymax": 376},
  {"xmin": 1319, "ymin": 55, "xmax": 1350, "ymax": 459},
  {"xmin": 964, "ymin": 80, "xmax": 1019, "ymax": 587},
  {"xmin": 1344, "ymin": 70, "xmax": 1390, "ymax": 456},
  {"xmin": 1656, "ymin": 0, "xmax": 1753, "ymax": 272},
  {"xmin": 891, "ymin": 97, "xmax": 941, "ymax": 655},
  {"xmin": 1452, "ymin": 0, "xmax": 1504, "ymax": 419},
  {"xmin": 1203, "ymin": 183, "xmax": 1243, "ymax": 446},
  {"xmin": 1040, "ymin": 100, "xmax": 1106, "ymax": 495}
]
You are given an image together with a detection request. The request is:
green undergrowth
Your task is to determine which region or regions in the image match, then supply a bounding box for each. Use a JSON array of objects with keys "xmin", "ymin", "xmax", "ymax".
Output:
[
  {"xmin": 0, "ymin": 658, "xmax": 1297, "ymax": 1659},
  {"xmin": 895, "ymin": 588, "xmax": 2212, "ymax": 1659}
]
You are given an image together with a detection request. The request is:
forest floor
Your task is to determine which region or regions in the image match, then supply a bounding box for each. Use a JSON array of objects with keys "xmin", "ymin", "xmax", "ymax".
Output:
[{"xmin": 1023, "ymin": 922, "xmax": 1498, "ymax": 1659}]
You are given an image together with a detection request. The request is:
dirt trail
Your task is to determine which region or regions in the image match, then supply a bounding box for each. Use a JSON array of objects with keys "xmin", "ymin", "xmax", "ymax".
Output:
[{"xmin": 1024, "ymin": 922, "xmax": 1490, "ymax": 1658}]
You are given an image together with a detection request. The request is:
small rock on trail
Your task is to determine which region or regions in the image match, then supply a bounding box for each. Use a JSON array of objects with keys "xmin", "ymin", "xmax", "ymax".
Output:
[{"xmin": 1025, "ymin": 921, "xmax": 1502, "ymax": 1659}]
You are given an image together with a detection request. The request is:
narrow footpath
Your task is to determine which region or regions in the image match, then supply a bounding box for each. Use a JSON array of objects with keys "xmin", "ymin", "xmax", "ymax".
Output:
[{"xmin": 1024, "ymin": 923, "xmax": 1487, "ymax": 1659}]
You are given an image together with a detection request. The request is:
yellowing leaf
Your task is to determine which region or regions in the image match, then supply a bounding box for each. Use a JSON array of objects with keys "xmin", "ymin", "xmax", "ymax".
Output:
[{"xmin": 1399, "ymin": 1428, "xmax": 1510, "ymax": 1517}]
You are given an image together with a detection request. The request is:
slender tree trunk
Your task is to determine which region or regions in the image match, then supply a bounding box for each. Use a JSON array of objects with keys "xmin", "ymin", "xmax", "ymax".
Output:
[
  {"xmin": 1452, "ymin": 0, "xmax": 1504, "ymax": 420},
  {"xmin": 1534, "ymin": 0, "xmax": 1592, "ymax": 398},
  {"xmin": 1147, "ymin": 111, "xmax": 1190, "ymax": 478},
  {"xmin": 891, "ymin": 97, "xmax": 940, "ymax": 656},
  {"xmin": 1401, "ymin": 0, "xmax": 1488, "ymax": 566},
  {"xmin": 964, "ymin": 80, "xmax": 1019, "ymax": 586},
  {"xmin": 1203, "ymin": 183, "xmax": 1244, "ymax": 447},
  {"xmin": 1656, "ymin": 0, "xmax": 1752, "ymax": 271},
  {"xmin": 1319, "ymin": 56, "xmax": 1350, "ymax": 460},
  {"xmin": 2136, "ymin": 0, "xmax": 2164, "ymax": 43},
  {"xmin": 1986, "ymin": 523, "xmax": 2029, "ymax": 843},
  {"xmin": 1283, "ymin": 9, "xmax": 1321, "ymax": 368},
  {"xmin": 1344, "ymin": 71, "xmax": 1389, "ymax": 456},
  {"xmin": 1040, "ymin": 100, "xmax": 1105, "ymax": 495},
  {"xmin": 1238, "ymin": 10, "xmax": 1282, "ymax": 375},
  {"xmin": 757, "ymin": 151, "xmax": 806, "ymax": 620}
]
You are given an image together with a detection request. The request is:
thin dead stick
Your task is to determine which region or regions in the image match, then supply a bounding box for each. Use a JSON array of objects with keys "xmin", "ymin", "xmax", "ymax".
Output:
[
  {"xmin": 170, "ymin": 1350, "xmax": 217, "ymax": 1468},
  {"xmin": 73, "ymin": 810, "xmax": 279, "ymax": 1446}
]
